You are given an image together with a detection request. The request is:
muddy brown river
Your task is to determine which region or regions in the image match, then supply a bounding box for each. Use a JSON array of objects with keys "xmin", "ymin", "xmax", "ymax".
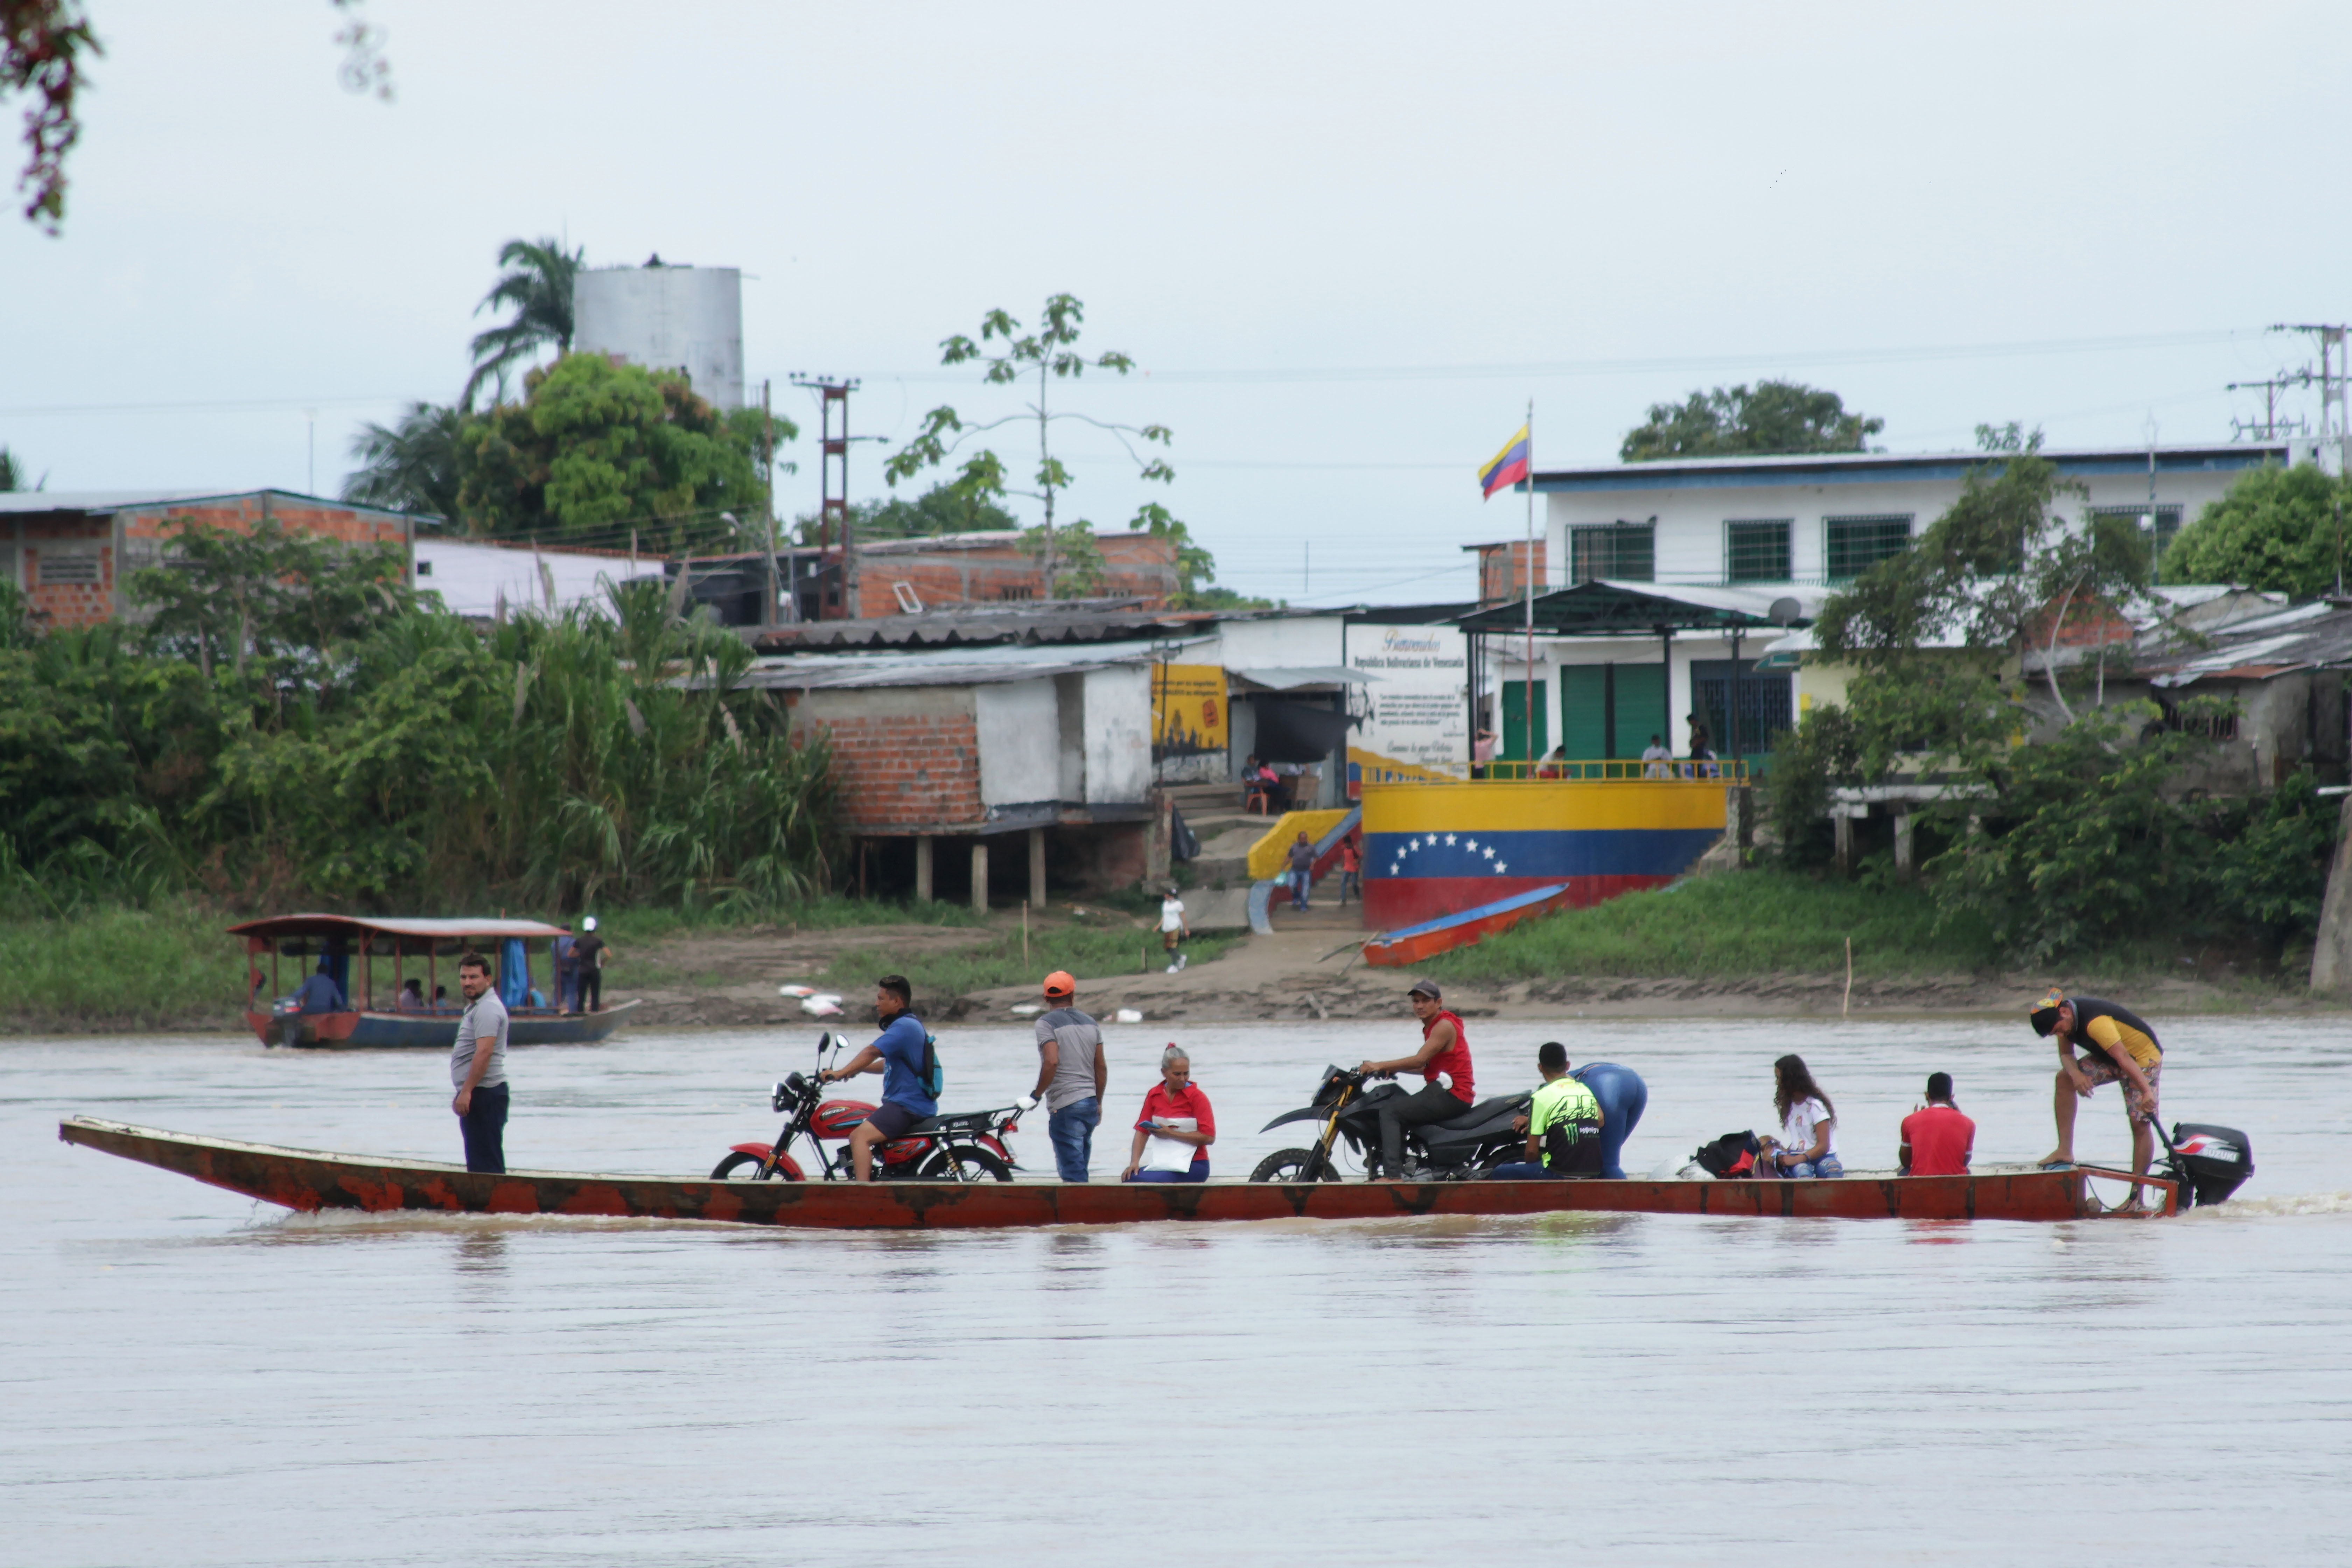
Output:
[{"xmin": 6, "ymin": 1016, "xmax": 2349, "ymax": 1564}]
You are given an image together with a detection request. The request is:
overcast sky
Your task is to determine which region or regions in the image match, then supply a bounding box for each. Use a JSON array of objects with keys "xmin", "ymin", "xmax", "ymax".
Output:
[{"xmin": 7, "ymin": 1, "xmax": 2349, "ymax": 605}]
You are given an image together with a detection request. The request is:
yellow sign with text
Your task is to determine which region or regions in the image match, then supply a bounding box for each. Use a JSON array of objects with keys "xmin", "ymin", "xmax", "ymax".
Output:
[{"xmin": 1151, "ymin": 664, "xmax": 1228, "ymax": 761}]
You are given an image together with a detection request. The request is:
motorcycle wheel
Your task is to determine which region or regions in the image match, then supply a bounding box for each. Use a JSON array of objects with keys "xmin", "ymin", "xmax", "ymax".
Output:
[
  {"xmin": 711, "ymin": 1151, "xmax": 797, "ymax": 1182},
  {"xmin": 917, "ymin": 1146, "xmax": 1014, "ymax": 1182},
  {"xmin": 1250, "ymin": 1147, "xmax": 1342, "ymax": 1183}
]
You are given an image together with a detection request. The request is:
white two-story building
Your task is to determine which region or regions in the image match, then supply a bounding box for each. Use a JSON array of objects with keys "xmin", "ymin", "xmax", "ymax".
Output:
[{"xmin": 1476, "ymin": 442, "xmax": 2295, "ymax": 767}]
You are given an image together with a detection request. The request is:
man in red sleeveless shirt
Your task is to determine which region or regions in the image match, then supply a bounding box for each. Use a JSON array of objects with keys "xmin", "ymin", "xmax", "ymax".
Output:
[
  {"xmin": 1356, "ymin": 979, "xmax": 1475, "ymax": 1179},
  {"xmin": 1898, "ymin": 1072, "xmax": 1975, "ymax": 1177}
]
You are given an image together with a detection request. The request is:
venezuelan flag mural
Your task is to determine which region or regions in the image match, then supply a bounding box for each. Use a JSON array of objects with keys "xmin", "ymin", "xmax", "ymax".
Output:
[{"xmin": 1359, "ymin": 778, "xmax": 1727, "ymax": 929}]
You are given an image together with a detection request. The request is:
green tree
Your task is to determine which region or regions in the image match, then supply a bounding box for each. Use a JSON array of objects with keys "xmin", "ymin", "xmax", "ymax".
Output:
[
  {"xmin": 454, "ymin": 353, "xmax": 793, "ymax": 554},
  {"xmin": 0, "ymin": 442, "xmax": 40, "ymax": 490},
  {"xmin": 885, "ymin": 294, "xmax": 1211, "ymax": 600},
  {"xmin": 127, "ymin": 514, "xmax": 417, "ymax": 688},
  {"xmin": 342, "ymin": 400, "xmax": 465, "ymax": 518},
  {"xmin": 2163, "ymin": 461, "xmax": 2351, "ymax": 598},
  {"xmin": 800, "ymin": 482, "xmax": 1021, "ymax": 545},
  {"xmin": 465, "ymin": 236, "xmax": 584, "ymax": 407},
  {"xmin": 1621, "ymin": 380, "xmax": 1884, "ymax": 462}
]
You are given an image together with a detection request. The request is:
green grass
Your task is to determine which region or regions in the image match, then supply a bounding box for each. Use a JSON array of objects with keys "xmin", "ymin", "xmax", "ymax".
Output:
[
  {"xmin": 810, "ymin": 923, "xmax": 1238, "ymax": 999},
  {"xmin": 595, "ymin": 894, "xmax": 989, "ymax": 951},
  {"xmin": 0, "ymin": 904, "xmax": 249, "ymax": 1032},
  {"xmin": 1420, "ymin": 870, "xmax": 1998, "ymax": 984}
]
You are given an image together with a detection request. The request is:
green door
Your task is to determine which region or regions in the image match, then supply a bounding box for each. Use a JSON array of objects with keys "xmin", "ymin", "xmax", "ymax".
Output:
[
  {"xmin": 1501, "ymin": 680, "xmax": 1548, "ymax": 762},
  {"xmin": 1612, "ymin": 663, "xmax": 1668, "ymax": 761},
  {"xmin": 1559, "ymin": 665, "xmax": 1609, "ymax": 761}
]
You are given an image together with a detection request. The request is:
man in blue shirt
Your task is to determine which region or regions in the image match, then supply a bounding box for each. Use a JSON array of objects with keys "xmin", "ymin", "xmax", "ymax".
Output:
[
  {"xmin": 294, "ymin": 956, "xmax": 346, "ymax": 1015},
  {"xmin": 818, "ymin": 973, "xmax": 936, "ymax": 1181}
]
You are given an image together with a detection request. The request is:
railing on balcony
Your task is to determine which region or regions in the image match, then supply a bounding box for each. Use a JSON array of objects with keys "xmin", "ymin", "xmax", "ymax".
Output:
[{"xmin": 1470, "ymin": 758, "xmax": 1750, "ymax": 783}]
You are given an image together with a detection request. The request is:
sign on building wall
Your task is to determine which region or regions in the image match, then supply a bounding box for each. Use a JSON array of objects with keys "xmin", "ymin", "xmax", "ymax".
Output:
[
  {"xmin": 1151, "ymin": 664, "xmax": 1228, "ymax": 766},
  {"xmin": 1347, "ymin": 626, "xmax": 1469, "ymax": 794}
]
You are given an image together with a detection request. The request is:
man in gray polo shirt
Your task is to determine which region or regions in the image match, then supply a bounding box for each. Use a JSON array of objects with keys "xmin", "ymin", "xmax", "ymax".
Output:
[
  {"xmin": 1027, "ymin": 969, "xmax": 1106, "ymax": 1181},
  {"xmin": 450, "ymin": 952, "xmax": 511, "ymax": 1173}
]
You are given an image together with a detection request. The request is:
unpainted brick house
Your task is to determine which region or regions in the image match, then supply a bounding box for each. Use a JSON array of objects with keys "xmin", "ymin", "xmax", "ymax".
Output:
[{"xmin": 0, "ymin": 489, "xmax": 418, "ymax": 631}]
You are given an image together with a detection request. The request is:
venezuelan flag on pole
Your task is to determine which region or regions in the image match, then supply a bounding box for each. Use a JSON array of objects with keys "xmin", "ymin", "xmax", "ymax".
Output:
[{"xmin": 1478, "ymin": 425, "xmax": 1531, "ymax": 499}]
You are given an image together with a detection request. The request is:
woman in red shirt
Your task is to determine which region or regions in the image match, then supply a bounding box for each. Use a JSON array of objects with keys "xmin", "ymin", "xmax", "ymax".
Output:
[{"xmin": 1121, "ymin": 1045, "xmax": 1217, "ymax": 1183}]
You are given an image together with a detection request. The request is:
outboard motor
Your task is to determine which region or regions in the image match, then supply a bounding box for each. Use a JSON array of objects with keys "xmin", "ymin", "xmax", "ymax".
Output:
[{"xmin": 2162, "ymin": 1122, "xmax": 2254, "ymax": 1208}]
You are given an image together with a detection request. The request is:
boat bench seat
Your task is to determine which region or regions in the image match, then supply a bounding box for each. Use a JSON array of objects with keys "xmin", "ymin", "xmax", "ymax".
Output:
[{"xmin": 902, "ymin": 1108, "xmax": 999, "ymax": 1136}]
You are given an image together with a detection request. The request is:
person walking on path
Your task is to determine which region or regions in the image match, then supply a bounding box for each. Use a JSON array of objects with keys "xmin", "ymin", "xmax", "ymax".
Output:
[
  {"xmin": 1287, "ymin": 831, "xmax": 1316, "ymax": 911},
  {"xmin": 1489, "ymin": 1041, "xmax": 1604, "ymax": 1180},
  {"xmin": 1354, "ymin": 979, "xmax": 1475, "ymax": 1179},
  {"xmin": 450, "ymin": 952, "xmax": 510, "ymax": 1174},
  {"xmin": 1159, "ymin": 886, "xmax": 1190, "ymax": 972},
  {"xmin": 1029, "ymin": 971, "xmax": 1107, "ymax": 1182},
  {"xmin": 1899, "ymin": 1072, "xmax": 1975, "ymax": 1176},
  {"xmin": 818, "ymin": 974, "xmax": 937, "ymax": 1182},
  {"xmin": 2031, "ymin": 989, "xmax": 2163, "ymax": 1204},
  {"xmin": 1336, "ymin": 832, "xmax": 1363, "ymax": 908},
  {"xmin": 1120, "ymin": 1045, "xmax": 1215, "ymax": 1183},
  {"xmin": 572, "ymin": 916, "xmax": 610, "ymax": 1013}
]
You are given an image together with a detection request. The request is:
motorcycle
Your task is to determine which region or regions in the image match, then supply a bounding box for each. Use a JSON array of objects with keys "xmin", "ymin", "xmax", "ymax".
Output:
[
  {"xmin": 1248, "ymin": 1065, "xmax": 1532, "ymax": 1183},
  {"xmin": 710, "ymin": 1031, "xmax": 1022, "ymax": 1183}
]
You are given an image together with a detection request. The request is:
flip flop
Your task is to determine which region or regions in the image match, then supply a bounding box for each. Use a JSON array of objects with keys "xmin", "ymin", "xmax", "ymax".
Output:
[{"xmin": 2036, "ymin": 1158, "xmax": 2076, "ymax": 1171}]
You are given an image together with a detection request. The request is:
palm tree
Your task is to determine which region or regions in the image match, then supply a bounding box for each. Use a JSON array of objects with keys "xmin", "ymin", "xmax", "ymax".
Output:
[
  {"xmin": 464, "ymin": 237, "xmax": 584, "ymax": 407},
  {"xmin": 343, "ymin": 402, "xmax": 466, "ymax": 520}
]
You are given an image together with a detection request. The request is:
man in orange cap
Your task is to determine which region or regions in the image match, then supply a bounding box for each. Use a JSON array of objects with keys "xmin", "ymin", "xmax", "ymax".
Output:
[{"xmin": 1026, "ymin": 970, "xmax": 1107, "ymax": 1181}]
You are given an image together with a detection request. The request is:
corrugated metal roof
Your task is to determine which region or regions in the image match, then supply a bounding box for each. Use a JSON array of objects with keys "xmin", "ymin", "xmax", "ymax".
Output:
[
  {"xmin": 735, "ymin": 637, "xmax": 1198, "ymax": 691},
  {"xmin": 226, "ymin": 915, "xmax": 572, "ymax": 940},
  {"xmin": 0, "ymin": 488, "xmax": 425, "ymax": 520}
]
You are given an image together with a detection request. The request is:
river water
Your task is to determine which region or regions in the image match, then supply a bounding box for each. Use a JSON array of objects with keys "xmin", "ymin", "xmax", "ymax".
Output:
[{"xmin": 6, "ymin": 1016, "xmax": 2351, "ymax": 1565}]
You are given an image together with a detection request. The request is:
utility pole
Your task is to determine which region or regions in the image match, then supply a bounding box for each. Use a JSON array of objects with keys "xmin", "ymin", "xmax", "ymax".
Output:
[
  {"xmin": 2227, "ymin": 371, "xmax": 2313, "ymax": 442},
  {"xmin": 791, "ymin": 376, "xmax": 862, "ymax": 619},
  {"xmin": 2272, "ymin": 324, "xmax": 2350, "ymax": 473},
  {"xmin": 758, "ymin": 379, "xmax": 780, "ymax": 625}
]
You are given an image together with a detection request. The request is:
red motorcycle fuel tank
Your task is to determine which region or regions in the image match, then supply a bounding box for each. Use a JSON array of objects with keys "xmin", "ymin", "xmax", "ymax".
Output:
[{"xmin": 811, "ymin": 1099, "xmax": 877, "ymax": 1140}]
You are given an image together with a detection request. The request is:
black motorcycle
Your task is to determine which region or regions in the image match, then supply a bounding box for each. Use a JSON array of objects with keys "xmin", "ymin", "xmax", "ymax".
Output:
[{"xmin": 1248, "ymin": 1065, "xmax": 1532, "ymax": 1182}]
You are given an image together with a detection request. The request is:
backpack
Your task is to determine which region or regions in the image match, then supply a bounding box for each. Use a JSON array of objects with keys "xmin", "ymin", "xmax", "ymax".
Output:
[
  {"xmin": 920, "ymin": 1029, "xmax": 944, "ymax": 1098},
  {"xmin": 1693, "ymin": 1130, "xmax": 1760, "ymax": 1179}
]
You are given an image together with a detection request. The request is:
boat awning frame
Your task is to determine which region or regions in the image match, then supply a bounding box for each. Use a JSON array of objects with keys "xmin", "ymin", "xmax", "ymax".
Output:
[
  {"xmin": 226, "ymin": 915, "xmax": 573, "ymax": 942},
  {"xmin": 1454, "ymin": 580, "xmax": 1817, "ymax": 638}
]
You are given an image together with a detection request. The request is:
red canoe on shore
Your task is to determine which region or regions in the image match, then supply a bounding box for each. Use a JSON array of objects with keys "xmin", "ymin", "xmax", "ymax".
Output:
[{"xmin": 58, "ymin": 1117, "xmax": 2176, "ymax": 1227}]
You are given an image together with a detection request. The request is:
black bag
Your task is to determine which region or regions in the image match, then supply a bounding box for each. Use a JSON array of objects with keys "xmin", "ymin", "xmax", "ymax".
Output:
[
  {"xmin": 1693, "ymin": 1130, "xmax": 1760, "ymax": 1178},
  {"xmin": 1169, "ymin": 806, "xmax": 1200, "ymax": 863}
]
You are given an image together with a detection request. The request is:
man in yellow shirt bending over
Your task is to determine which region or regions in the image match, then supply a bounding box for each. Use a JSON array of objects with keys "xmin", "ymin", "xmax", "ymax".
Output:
[{"xmin": 2030, "ymin": 989, "xmax": 2164, "ymax": 1205}]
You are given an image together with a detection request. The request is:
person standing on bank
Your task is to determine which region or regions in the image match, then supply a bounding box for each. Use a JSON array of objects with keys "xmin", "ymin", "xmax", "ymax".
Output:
[
  {"xmin": 1121, "ymin": 1045, "xmax": 1216, "ymax": 1183},
  {"xmin": 2031, "ymin": 989, "xmax": 2163, "ymax": 1201},
  {"xmin": 450, "ymin": 952, "xmax": 510, "ymax": 1174},
  {"xmin": 818, "ymin": 974, "xmax": 936, "ymax": 1182},
  {"xmin": 1029, "ymin": 970, "xmax": 1107, "ymax": 1182},
  {"xmin": 1287, "ymin": 831, "xmax": 1316, "ymax": 911},
  {"xmin": 1354, "ymin": 979, "xmax": 1475, "ymax": 1180},
  {"xmin": 1160, "ymin": 886, "xmax": 1190, "ymax": 973},
  {"xmin": 572, "ymin": 916, "xmax": 610, "ymax": 1013}
]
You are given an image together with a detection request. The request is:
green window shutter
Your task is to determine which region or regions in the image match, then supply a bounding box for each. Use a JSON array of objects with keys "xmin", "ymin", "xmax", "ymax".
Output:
[
  {"xmin": 1611, "ymin": 663, "xmax": 1667, "ymax": 760},
  {"xmin": 1559, "ymin": 665, "xmax": 1609, "ymax": 761},
  {"xmin": 1500, "ymin": 680, "xmax": 1549, "ymax": 762}
]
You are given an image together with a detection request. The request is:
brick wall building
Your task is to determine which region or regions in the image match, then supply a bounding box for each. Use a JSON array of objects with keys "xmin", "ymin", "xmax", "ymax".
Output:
[
  {"xmin": 0, "ymin": 490, "xmax": 418, "ymax": 632},
  {"xmin": 858, "ymin": 529, "xmax": 1179, "ymax": 612}
]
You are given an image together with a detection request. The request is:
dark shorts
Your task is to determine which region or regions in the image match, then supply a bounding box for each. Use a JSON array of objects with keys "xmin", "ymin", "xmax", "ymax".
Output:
[{"xmin": 866, "ymin": 1101, "xmax": 929, "ymax": 1139}]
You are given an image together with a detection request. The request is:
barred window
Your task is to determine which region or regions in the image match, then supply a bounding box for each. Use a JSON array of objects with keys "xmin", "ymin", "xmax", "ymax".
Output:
[
  {"xmin": 1724, "ymin": 519, "xmax": 1792, "ymax": 584},
  {"xmin": 1825, "ymin": 514, "xmax": 1912, "ymax": 583},
  {"xmin": 36, "ymin": 550, "xmax": 101, "ymax": 586},
  {"xmin": 2091, "ymin": 504, "xmax": 2183, "ymax": 566},
  {"xmin": 1570, "ymin": 522, "xmax": 1655, "ymax": 584}
]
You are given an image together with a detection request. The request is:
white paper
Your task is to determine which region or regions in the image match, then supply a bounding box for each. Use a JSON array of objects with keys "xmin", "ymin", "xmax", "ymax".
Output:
[{"xmin": 1142, "ymin": 1116, "xmax": 1199, "ymax": 1174}]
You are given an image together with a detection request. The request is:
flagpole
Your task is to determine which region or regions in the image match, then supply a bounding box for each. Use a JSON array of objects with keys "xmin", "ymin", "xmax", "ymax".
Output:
[{"xmin": 1523, "ymin": 398, "xmax": 1535, "ymax": 776}]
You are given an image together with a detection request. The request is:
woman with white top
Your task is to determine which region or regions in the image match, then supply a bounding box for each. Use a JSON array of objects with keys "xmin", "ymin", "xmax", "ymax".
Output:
[{"xmin": 1757, "ymin": 1054, "xmax": 1843, "ymax": 1178}]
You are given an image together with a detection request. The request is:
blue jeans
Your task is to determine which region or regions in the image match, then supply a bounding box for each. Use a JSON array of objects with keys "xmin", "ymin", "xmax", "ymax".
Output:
[
  {"xmin": 1486, "ymin": 1160, "xmax": 1561, "ymax": 1181},
  {"xmin": 1776, "ymin": 1154, "xmax": 1844, "ymax": 1179},
  {"xmin": 1290, "ymin": 868, "xmax": 1311, "ymax": 909},
  {"xmin": 1048, "ymin": 1097, "xmax": 1100, "ymax": 1182},
  {"xmin": 1570, "ymin": 1062, "xmax": 1647, "ymax": 1180},
  {"xmin": 1125, "ymin": 1161, "xmax": 1208, "ymax": 1183}
]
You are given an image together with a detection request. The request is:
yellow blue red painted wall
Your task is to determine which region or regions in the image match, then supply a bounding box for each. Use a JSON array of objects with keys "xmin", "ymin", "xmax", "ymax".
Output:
[{"xmin": 1359, "ymin": 778, "xmax": 1728, "ymax": 928}]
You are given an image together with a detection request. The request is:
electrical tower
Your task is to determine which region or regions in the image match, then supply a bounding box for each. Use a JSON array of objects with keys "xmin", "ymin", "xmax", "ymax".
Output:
[{"xmin": 790, "ymin": 376, "xmax": 861, "ymax": 619}]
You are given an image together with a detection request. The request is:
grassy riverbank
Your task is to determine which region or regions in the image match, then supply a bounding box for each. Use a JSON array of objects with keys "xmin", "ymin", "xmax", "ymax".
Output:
[
  {"xmin": 1418, "ymin": 869, "xmax": 2268, "ymax": 991},
  {"xmin": 0, "ymin": 905, "xmax": 247, "ymax": 1035}
]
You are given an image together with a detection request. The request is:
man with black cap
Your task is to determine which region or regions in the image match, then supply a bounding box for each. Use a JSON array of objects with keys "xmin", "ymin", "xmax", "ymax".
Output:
[
  {"xmin": 1354, "ymin": 979, "xmax": 1474, "ymax": 1180},
  {"xmin": 2030, "ymin": 988, "xmax": 2162, "ymax": 1202}
]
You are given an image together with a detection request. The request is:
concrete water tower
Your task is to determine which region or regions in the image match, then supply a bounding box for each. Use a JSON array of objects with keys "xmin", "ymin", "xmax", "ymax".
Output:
[{"xmin": 573, "ymin": 258, "xmax": 744, "ymax": 409}]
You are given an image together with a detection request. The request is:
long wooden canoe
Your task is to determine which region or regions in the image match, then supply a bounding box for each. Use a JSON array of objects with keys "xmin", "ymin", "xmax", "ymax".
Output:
[
  {"xmin": 251, "ymin": 998, "xmax": 642, "ymax": 1050},
  {"xmin": 58, "ymin": 1117, "xmax": 2175, "ymax": 1227}
]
